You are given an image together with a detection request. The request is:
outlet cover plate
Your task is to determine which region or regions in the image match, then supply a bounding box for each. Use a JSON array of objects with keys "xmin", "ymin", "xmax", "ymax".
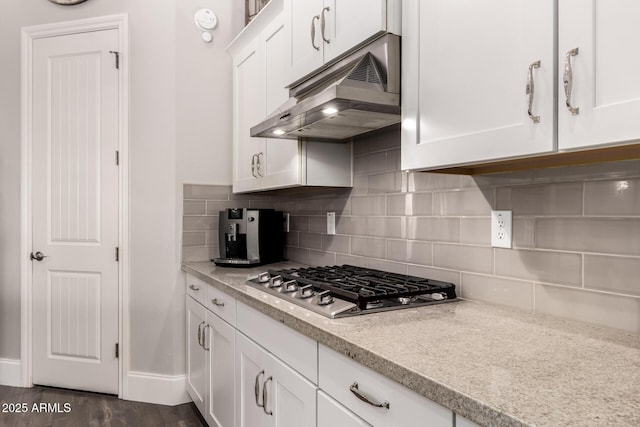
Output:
[
  {"xmin": 327, "ymin": 212, "xmax": 336, "ymax": 235},
  {"xmin": 491, "ymin": 210, "xmax": 512, "ymax": 248}
]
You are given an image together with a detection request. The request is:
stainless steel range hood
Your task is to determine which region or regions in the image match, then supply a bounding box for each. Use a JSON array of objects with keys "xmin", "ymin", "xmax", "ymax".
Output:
[{"xmin": 250, "ymin": 34, "xmax": 400, "ymax": 141}]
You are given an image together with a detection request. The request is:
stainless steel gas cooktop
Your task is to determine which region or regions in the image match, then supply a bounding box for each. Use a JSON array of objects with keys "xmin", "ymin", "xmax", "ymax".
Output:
[{"xmin": 246, "ymin": 265, "xmax": 457, "ymax": 318}]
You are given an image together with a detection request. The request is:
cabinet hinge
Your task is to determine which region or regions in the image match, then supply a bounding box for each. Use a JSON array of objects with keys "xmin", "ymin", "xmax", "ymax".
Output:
[
  {"xmin": 115, "ymin": 343, "xmax": 119, "ymax": 358},
  {"xmin": 109, "ymin": 50, "xmax": 120, "ymax": 69},
  {"xmin": 116, "ymin": 150, "xmax": 119, "ymax": 165},
  {"xmin": 115, "ymin": 247, "xmax": 119, "ymax": 262}
]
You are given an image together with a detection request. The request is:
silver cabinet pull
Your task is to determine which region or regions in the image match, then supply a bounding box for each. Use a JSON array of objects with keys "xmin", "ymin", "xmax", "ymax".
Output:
[
  {"xmin": 256, "ymin": 152, "xmax": 264, "ymax": 177},
  {"xmin": 311, "ymin": 15, "xmax": 320, "ymax": 50},
  {"xmin": 197, "ymin": 321, "xmax": 205, "ymax": 347},
  {"xmin": 563, "ymin": 47, "xmax": 580, "ymax": 115},
  {"xmin": 262, "ymin": 376, "xmax": 273, "ymax": 416},
  {"xmin": 202, "ymin": 324, "xmax": 210, "ymax": 351},
  {"xmin": 349, "ymin": 382, "xmax": 390, "ymax": 409},
  {"xmin": 254, "ymin": 370, "xmax": 265, "ymax": 408},
  {"xmin": 189, "ymin": 284, "xmax": 200, "ymax": 291},
  {"xmin": 321, "ymin": 7, "xmax": 331, "ymax": 44},
  {"xmin": 526, "ymin": 60, "xmax": 541, "ymax": 123},
  {"xmin": 211, "ymin": 298, "xmax": 225, "ymax": 307},
  {"xmin": 251, "ymin": 154, "xmax": 258, "ymax": 178}
]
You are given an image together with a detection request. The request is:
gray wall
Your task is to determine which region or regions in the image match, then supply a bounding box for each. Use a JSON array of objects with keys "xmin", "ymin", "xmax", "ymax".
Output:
[
  {"xmin": 183, "ymin": 127, "xmax": 640, "ymax": 335},
  {"xmin": 0, "ymin": 0, "xmax": 243, "ymax": 377}
]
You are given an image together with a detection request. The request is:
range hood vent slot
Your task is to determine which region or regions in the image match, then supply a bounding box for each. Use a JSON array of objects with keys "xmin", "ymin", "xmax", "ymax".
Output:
[{"xmin": 347, "ymin": 53, "xmax": 386, "ymax": 86}]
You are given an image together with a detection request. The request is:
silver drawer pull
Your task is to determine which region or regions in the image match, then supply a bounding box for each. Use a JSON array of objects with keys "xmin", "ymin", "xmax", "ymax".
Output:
[
  {"xmin": 211, "ymin": 298, "xmax": 225, "ymax": 307},
  {"xmin": 263, "ymin": 376, "xmax": 273, "ymax": 416},
  {"xmin": 350, "ymin": 382, "xmax": 390, "ymax": 409},
  {"xmin": 563, "ymin": 47, "xmax": 580, "ymax": 115},
  {"xmin": 255, "ymin": 370, "xmax": 264, "ymax": 408},
  {"xmin": 526, "ymin": 60, "xmax": 541, "ymax": 124},
  {"xmin": 189, "ymin": 284, "xmax": 200, "ymax": 291}
]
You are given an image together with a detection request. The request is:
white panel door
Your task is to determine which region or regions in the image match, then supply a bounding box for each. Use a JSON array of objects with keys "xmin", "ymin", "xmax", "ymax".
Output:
[
  {"xmin": 186, "ymin": 297, "xmax": 207, "ymax": 414},
  {"xmin": 233, "ymin": 41, "xmax": 265, "ymax": 193},
  {"xmin": 401, "ymin": 0, "xmax": 555, "ymax": 170},
  {"xmin": 236, "ymin": 332, "xmax": 269, "ymax": 427},
  {"xmin": 317, "ymin": 391, "xmax": 371, "ymax": 427},
  {"xmin": 559, "ymin": 0, "xmax": 640, "ymax": 150},
  {"xmin": 289, "ymin": 0, "xmax": 324, "ymax": 83},
  {"xmin": 31, "ymin": 29, "xmax": 119, "ymax": 394},
  {"xmin": 323, "ymin": 0, "xmax": 386, "ymax": 63},
  {"xmin": 262, "ymin": 11, "xmax": 301, "ymax": 190},
  {"xmin": 206, "ymin": 312, "xmax": 236, "ymax": 427}
]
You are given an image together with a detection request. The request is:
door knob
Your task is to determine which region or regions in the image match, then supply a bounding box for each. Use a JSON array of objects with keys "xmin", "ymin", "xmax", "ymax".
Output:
[{"xmin": 30, "ymin": 251, "xmax": 47, "ymax": 261}]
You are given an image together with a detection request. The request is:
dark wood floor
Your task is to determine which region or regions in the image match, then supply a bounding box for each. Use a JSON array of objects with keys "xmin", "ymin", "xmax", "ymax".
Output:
[{"xmin": 0, "ymin": 385, "xmax": 207, "ymax": 427}]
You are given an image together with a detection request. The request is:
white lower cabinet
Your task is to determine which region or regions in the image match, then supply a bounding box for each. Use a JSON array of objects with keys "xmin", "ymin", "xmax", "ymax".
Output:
[
  {"xmin": 236, "ymin": 331, "xmax": 317, "ymax": 427},
  {"xmin": 186, "ymin": 289, "xmax": 236, "ymax": 427},
  {"xmin": 318, "ymin": 391, "xmax": 371, "ymax": 427}
]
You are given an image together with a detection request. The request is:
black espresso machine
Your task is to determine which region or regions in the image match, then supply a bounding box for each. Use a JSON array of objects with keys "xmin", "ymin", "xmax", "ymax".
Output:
[{"xmin": 213, "ymin": 208, "xmax": 284, "ymax": 267}]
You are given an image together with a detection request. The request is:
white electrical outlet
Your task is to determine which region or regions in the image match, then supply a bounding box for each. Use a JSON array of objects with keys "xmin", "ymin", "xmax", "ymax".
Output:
[
  {"xmin": 491, "ymin": 210, "xmax": 512, "ymax": 248},
  {"xmin": 283, "ymin": 213, "xmax": 290, "ymax": 233},
  {"xmin": 327, "ymin": 212, "xmax": 336, "ymax": 235}
]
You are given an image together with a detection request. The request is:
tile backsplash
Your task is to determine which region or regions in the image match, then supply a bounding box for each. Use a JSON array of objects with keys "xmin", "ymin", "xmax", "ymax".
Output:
[{"xmin": 183, "ymin": 128, "xmax": 640, "ymax": 335}]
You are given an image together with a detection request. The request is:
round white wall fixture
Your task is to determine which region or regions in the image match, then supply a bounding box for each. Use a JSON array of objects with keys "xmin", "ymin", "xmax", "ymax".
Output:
[
  {"xmin": 195, "ymin": 8, "xmax": 217, "ymax": 30},
  {"xmin": 201, "ymin": 32, "xmax": 214, "ymax": 43}
]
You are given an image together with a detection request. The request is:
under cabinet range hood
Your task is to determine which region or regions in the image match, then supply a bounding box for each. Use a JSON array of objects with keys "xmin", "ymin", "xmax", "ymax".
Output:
[{"xmin": 251, "ymin": 34, "xmax": 400, "ymax": 141}]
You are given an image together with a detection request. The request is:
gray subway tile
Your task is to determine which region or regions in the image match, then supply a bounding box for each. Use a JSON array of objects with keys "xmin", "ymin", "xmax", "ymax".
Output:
[
  {"xmin": 290, "ymin": 215, "xmax": 309, "ymax": 232},
  {"xmin": 386, "ymin": 240, "xmax": 407, "ymax": 263},
  {"xmin": 182, "ymin": 246, "xmax": 216, "ymax": 262},
  {"xmin": 386, "ymin": 194, "xmax": 407, "ymax": 216},
  {"xmin": 183, "ymin": 232, "xmax": 206, "ymax": 247},
  {"xmin": 285, "ymin": 231, "xmax": 299, "ymax": 247},
  {"xmin": 322, "ymin": 197, "xmax": 351, "ymax": 215},
  {"xmin": 386, "ymin": 149, "xmax": 401, "ymax": 172},
  {"xmin": 249, "ymin": 200, "xmax": 275, "ymax": 209},
  {"xmin": 495, "ymin": 183, "xmax": 583, "ymax": 216},
  {"xmin": 535, "ymin": 284, "xmax": 640, "ymax": 335},
  {"xmin": 433, "ymin": 244, "xmax": 493, "ymax": 274},
  {"xmin": 336, "ymin": 216, "xmax": 367, "ymax": 236},
  {"xmin": 535, "ymin": 218, "xmax": 640, "ymax": 256},
  {"xmin": 351, "ymin": 237, "xmax": 386, "ymax": 259},
  {"xmin": 352, "ymin": 196, "xmax": 386, "ymax": 216},
  {"xmin": 183, "ymin": 216, "xmax": 218, "ymax": 231},
  {"xmin": 353, "ymin": 127, "xmax": 400, "ymax": 155},
  {"xmin": 308, "ymin": 250, "xmax": 337, "ymax": 266},
  {"xmin": 461, "ymin": 274, "xmax": 534, "ymax": 312},
  {"xmin": 285, "ymin": 246, "xmax": 310, "ymax": 264},
  {"xmin": 460, "ymin": 218, "xmax": 491, "ymax": 246},
  {"xmin": 406, "ymin": 193, "xmax": 433, "ymax": 216},
  {"xmin": 407, "ymin": 217, "xmax": 460, "ymax": 242},
  {"xmin": 205, "ymin": 230, "xmax": 217, "ymax": 245},
  {"xmin": 297, "ymin": 199, "xmax": 323, "ymax": 215},
  {"xmin": 309, "ymin": 216, "xmax": 326, "ymax": 233},
  {"xmin": 336, "ymin": 254, "xmax": 369, "ymax": 268},
  {"xmin": 322, "ymin": 235, "xmax": 350, "ymax": 254},
  {"xmin": 406, "ymin": 240, "xmax": 433, "ymax": 265},
  {"xmin": 184, "ymin": 200, "xmax": 206, "ymax": 215},
  {"xmin": 584, "ymin": 255, "xmax": 640, "ymax": 296},
  {"xmin": 409, "ymin": 173, "xmax": 463, "ymax": 192},
  {"xmin": 352, "ymin": 175, "xmax": 369, "ymax": 195},
  {"xmin": 184, "ymin": 184, "xmax": 230, "ymax": 200},
  {"xmin": 368, "ymin": 171, "xmax": 407, "ymax": 194},
  {"xmin": 367, "ymin": 259, "xmax": 408, "ymax": 275},
  {"xmin": 433, "ymin": 189, "xmax": 494, "ymax": 216},
  {"xmin": 299, "ymin": 232, "xmax": 322, "ymax": 250},
  {"xmin": 206, "ymin": 200, "xmax": 249, "ymax": 215},
  {"xmin": 354, "ymin": 152, "xmax": 387, "ymax": 176},
  {"xmin": 513, "ymin": 218, "xmax": 535, "ymax": 249},
  {"xmin": 584, "ymin": 179, "xmax": 640, "ymax": 216},
  {"xmin": 495, "ymin": 249, "xmax": 582, "ymax": 287},
  {"xmin": 366, "ymin": 217, "xmax": 406, "ymax": 239}
]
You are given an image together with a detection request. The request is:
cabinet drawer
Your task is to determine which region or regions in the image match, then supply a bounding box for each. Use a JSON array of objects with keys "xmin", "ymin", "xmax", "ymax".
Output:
[
  {"xmin": 319, "ymin": 344, "xmax": 452, "ymax": 427},
  {"xmin": 186, "ymin": 274, "xmax": 208, "ymax": 306},
  {"xmin": 206, "ymin": 284, "xmax": 236, "ymax": 326},
  {"xmin": 236, "ymin": 301, "xmax": 317, "ymax": 383}
]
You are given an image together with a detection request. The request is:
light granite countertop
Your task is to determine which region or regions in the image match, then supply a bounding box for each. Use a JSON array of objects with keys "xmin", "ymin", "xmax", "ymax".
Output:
[{"xmin": 183, "ymin": 261, "xmax": 640, "ymax": 427}]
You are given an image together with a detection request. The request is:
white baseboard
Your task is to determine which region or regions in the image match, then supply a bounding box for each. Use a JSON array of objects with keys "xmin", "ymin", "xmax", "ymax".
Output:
[
  {"xmin": 0, "ymin": 358, "xmax": 22, "ymax": 387},
  {"xmin": 125, "ymin": 371, "xmax": 190, "ymax": 406}
]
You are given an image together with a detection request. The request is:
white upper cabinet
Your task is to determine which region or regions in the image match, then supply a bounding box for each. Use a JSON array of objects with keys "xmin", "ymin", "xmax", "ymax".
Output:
[
  {"xmin": 290, "ymin": 0, "xmax": 400, "ymax": 84},
  {"xmin": 559, "ymin": 0, "xmax": 640, "ymax": 150},
  {"xmin": 228, "ymin": 0, "xmax": 352, "ymax": 193},
  {"xmin": 401, "ymin": 0, "xmax": 556, "ymax": 171}
]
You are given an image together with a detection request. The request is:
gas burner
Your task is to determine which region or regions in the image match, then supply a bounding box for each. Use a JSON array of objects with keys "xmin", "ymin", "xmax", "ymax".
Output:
[{"xmin": 246, "ymin": 265, "xmax": 457, "ymax": 318}]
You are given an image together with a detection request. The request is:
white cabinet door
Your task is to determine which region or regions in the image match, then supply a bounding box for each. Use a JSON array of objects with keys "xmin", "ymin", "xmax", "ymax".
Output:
[
  {"xmin": 322, "ymin": 0, "xmax": 386, "ymax": 63},
  {"xmin": 206, "ymin": 312, "xmax": 236, "ymax": 427},
  {"xmin": 262, "ymin": 8, "xmax": 301, "ymax": 190},
  {"xmin": 236, "ymin": 332, "xmax": 317, "ymax": 427},
  {"xmin": 265, "ymin": 352, "xmax": 317, "ymax": 427},
  {"xmin": 186, "ymin": 296, "xmax": 207, "ymax": 415},
  {"xmin": 559, "ymin": 0, "xmax": 640, "ymax": 150},
  {"xmin": 236, "ymin": 332, "xmax": 270, "ymax": 427},
  {"xmin": 318, "ymin": 391, "xmax": 371, "ymax": 427},
  {"xmin": 401, "ymin": 0, "xmax": 555, "ymax": 171},
  {"xmin": 233, "ymin": 41, "xmax": 265, "ymax": 193},
  {"xmin": 289, "ymin": 0, "xmax": 325, "ymax": 84}
]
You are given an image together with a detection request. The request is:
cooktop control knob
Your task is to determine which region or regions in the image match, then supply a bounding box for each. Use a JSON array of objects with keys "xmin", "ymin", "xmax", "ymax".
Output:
[
  {"xmin": 267, "ymin": 275, "xmax": 283, "ymax": 288},
  {"xmin": 283, "ymin": 280, "xmax": 298, "ymax": 293},
  {"xmin": 298, "ymin": 285, "xmax": 315, "ymax": 299},
  {"xmin": 317, "ymin": 290, "xmax": 334, "ymax": 306},
  {"xmin": 257, "ymin": 272, "xmax": 270, "ymax": 283}
]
